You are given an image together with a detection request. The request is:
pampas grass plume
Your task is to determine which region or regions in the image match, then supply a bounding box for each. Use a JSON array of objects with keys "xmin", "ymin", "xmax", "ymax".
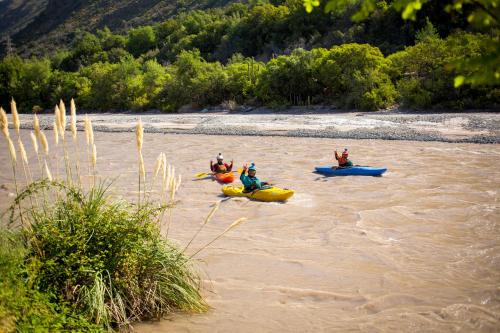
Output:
[
  {"xmin": 7, "ymin": 136, "xmax": 17, "ymax": 163},
  {"xmin": 58, "ymin": 101, "xmax": 66, "ymax": 138},
  {"xmin": 136, "ymin": 119, "xmax": 143, "ymax": 152},
  {"xmin": 33, "ymin": 114, "xmax": 40, "ymax": 138},
  {"xmin": 139, "ymin": 153, "xmax": 145, "ymax": 181},
  {"xmin": 19, "ymin": 139, "xmax": 28, "ymax": 164},
  {"xmin": 223, "ymin": 217, "xmax": 247, "ymax": 233},
  {"xmin": 10, "ymin": 99, "xmax": 20, "ymax": 134},
  {"xmin": 84, "ymin": 115, "xmax": 94, "ymax": 145},
  {"xmin": 161, "ymin": 153, "xmax": 167, "ymax": 182},
  {"xmin": 40, "ymin": 131, "xmax": 49, "ymax": 155},
  {"xmin": 175, "ymin": 174, "xmax": 182, "ymax": 192},
  {"xmin": 70, "ymin": 98, "xmax": 77, "ymax": 139},
  {"xmin": 0, "ymin": 107, "xmax": 8, "ymax": 138},
  {"xmin": 30, "ymin": 132, "xmax": 38, "ymax": 154},
  {"xmin": 44, "ymin": 160, "xmax": 52, "ymax": 181},
  {"xmin": 154, "ymin": 153, "xmax": 163, "ymax": 178},
  {"xmin": 53, "ymin": 120, "xmax": 59, "ymax": 145},
  {"xmin": 92, "ymin": 144, "xmax": 97, "ymax": 167}
]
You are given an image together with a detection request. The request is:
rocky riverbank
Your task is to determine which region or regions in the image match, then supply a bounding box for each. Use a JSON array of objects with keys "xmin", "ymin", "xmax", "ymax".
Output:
[{"xmin": 17, "ymin": 110, "xmax": 500, "ymax": 144}]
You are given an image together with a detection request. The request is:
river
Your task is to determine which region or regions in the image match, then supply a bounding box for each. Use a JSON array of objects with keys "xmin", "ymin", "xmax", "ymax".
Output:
[{"xmin": 1, "ymin": 130, "xmax": 499, "ymax": 332}]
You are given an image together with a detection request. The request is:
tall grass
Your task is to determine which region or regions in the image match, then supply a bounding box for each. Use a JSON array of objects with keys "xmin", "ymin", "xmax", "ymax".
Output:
[{"xmin": 1, "ymin": 98, "xmax": 247, "ymax": 331}]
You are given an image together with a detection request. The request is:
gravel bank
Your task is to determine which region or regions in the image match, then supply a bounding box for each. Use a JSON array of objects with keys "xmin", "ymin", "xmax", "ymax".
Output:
[{"xmin": 17, "ymin": 111, "xmax": 500, "ymax": 144}]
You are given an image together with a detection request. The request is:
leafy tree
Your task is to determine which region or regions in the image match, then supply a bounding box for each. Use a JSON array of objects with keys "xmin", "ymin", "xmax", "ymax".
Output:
[
  {"xmin": 256, "ymin": 48, "xmax": 322, "ymax": 105},
  {"xmin": 158, "ymin": 50, "xmax": 229, "ymax": 111},
  {"xmin": 390, "ymin": 31, "xmax": 499, "ymax": 108},
  {"xmin": 225, "ymin": 56, "xmax": 263, "ymax": 103},
  {"xmin": 0, "ymin": 55, "xmax": 24, "ymax": 110},
  {"xmin": 127, "ymin": 26, "xmax": 157, "ymax": 57},
  {"xmin": 314, "ymin": 43, "xmax": 397, "ymax": 109},
  {"xmin": 305, "ymin": 0, "xmax": 500, "ymax": 87}
]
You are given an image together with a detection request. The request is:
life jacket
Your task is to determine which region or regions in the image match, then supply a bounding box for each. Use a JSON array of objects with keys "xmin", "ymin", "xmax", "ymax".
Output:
[
  {"xmin": 335, "ymin": 151, "xmax": 350, "ymax": 166},
  {"xmin": 338, "ymin": 156, "xmax": 349, "ymax": 166},
  {"xmin": 213, "ymin": 163, "xmax": 228, "ymax": 173}
]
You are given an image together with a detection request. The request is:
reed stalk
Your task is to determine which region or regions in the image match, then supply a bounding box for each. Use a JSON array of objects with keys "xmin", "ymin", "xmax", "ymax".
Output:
[
  {"xmin": 33, "ymin": 114, "xmax": 40, "ymax": 138},
  {"xmin": 182, "ymin": 201, "xmax": 220, "ymax": 253},
  {"xmin": 6, "ymin": 135, "xmax": 25, "ymax": 226},
  {"xmin": 53, "ymin": 119, "xmax": 59, "ymax": 180},
  {"xmin": 92, "ymin": 144, "xmax": 97, "ymax": 187},
  {"xmin": 136, "ymin": 119, "xmax": 144, "ymax": 206},
  {"xmin": 11, "ymin": 99, "xmax": 20, "ymax": 136},
  {"xmin": 188, "ymin": 218, "xmax": 247, "ymax": 259},
  {"xmin": 146, "ymin": 153, "xmax": 164, "ymax": 202},
  {"xmin": 57, "ymin": 102, "xmax": 72, "ymax": 184},
  {"xmin": 0, "ymin": 107, "xmax": 8, "ymax": 138},
  {"xmin": 70, "ymin": 98, "xmax": 82, "ymax": 186},
  {"xmin": 84, "ymin": 115, "xmax": 94, "ymax": 180},
  {"xmin": 8, "ymin": 99, "xmax": 30, "ymax": 187},
  {"xmin": 30, "ymin": 131, "xmax": 43, "ymax": 177}
]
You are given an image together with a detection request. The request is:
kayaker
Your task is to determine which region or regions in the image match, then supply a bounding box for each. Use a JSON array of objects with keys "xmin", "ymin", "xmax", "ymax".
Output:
[
  {"xmin": 240, "ymin": 163, "xmax": 268, "ymax": 192},
  {"xmin": 210, "ymin": 153, "xmax": 233, "ymax": 173},
  {"xmin": 335, "ymin": 148, "xmax": 353, "ymax": 168}
]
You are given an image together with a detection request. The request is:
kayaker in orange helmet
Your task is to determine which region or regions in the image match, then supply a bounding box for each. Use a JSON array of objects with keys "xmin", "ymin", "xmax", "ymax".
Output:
[
  {"xmin": 335, "ymin": 148, "xmax": 353, "ymax": 167},
  {"xmin": 210, "ymin": 153, "xmax": 233, "ymax": 173}
]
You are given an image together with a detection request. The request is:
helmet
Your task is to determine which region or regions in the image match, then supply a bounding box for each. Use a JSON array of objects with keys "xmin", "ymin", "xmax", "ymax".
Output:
[
  {"xmin": 248, "ymin": 163, "xmax": 256, "ymax": 172},
  {"xmin": 216, "ymin": 153, "xmax": 224, "ymax": 160}
]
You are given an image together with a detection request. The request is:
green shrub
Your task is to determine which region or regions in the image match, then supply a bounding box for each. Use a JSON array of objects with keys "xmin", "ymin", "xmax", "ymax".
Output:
[
  {"xmin": 158, "ymin": 50, "xmax": 229, "ymax": 111},
  {"xmin": 127, "ymin": 26, "xmax": 157, "ymax": 57},
  {"xmin": 5, "ymin": 181, "xmax": 207, "ymax": 330},
  {"xmin": 314, "ymin": 44, "xmax": 397, "ymax": 110},
  {"xmin": 256, "ymin": 48, "xmax": 322, "ymax": 106},
  {"xmin": 389, "ymin": 32, "xmax": 498, "ymax": 109},
  {"xmin": 0, "ymin": 230, "xmax": 101, "ymax": 333}
]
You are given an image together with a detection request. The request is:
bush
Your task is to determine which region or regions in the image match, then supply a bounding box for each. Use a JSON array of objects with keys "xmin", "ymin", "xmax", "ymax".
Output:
[
  {"xmin": 158, "ymin": 50, "xmax": 229, "ymax": 111},
  {"xmin": 389, "ymin": 32, "xmax": 498, "ymax": 109},
  {"xmin": 256, "ymin": 48, "xmax": 322, "ymax": 106},
  {"xmin": 314, "ymin": 44, "xmax": 397, "ymax": 110},
  {"xmin": 3, "ymin": 179, "xmax": 207, "ymax": 330},
  {"xmin": 0, "ymin": 230, "xmax": 101, "ymax": 332},
  {"xmin": 127, "ymin": 26, "xmax": 157, "ymax": 57}
]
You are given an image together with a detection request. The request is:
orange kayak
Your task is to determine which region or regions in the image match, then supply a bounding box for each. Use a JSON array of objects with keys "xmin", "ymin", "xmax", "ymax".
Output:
[{"xmin": 213, "ymin": 172, "xmax": 235, "ymax": 184}]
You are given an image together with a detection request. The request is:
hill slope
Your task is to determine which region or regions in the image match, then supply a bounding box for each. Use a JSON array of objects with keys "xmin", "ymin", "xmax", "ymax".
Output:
[{"xmin": 0, "ymin": 0, "xmax": 241, "ymax": 56}]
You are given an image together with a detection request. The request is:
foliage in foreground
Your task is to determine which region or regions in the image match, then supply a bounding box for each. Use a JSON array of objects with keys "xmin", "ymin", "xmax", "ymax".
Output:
[
  {"xmin": 1, "ymin": 180, "xmax": 207, "ymax": 332},
  {"xmin": 0, "ymin": 103, "xmax": 247, "ymax": 331},
  {"xmin": 0, "ymin": 229, "xmax": 101, "ymax": 332}
]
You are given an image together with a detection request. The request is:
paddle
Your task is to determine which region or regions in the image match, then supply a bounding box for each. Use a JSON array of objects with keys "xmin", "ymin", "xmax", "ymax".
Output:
[{"xmin": 195, "ymin": 168, "xmax": 243, "ymax": 179}]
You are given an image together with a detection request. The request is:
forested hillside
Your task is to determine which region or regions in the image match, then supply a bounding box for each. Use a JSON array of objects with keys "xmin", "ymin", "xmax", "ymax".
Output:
[
  {"xmin": 0, "ymin": 0, "xmax": 498, "ymax": 112},
  {"xmin": 0, "ymin": 0, "xmax": 241, "ymax": 56}
]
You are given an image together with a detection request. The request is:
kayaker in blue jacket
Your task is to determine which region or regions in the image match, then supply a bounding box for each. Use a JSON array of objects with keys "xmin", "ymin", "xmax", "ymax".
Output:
[{"xmin": 240, "ymin": 163, "xmax": 268, "ymax": 192}]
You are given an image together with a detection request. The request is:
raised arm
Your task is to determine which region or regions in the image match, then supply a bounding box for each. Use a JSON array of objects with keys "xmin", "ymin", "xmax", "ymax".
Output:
[{"xmin": 334, "ymin": 151, "xmax": 340, "ymax": 161}]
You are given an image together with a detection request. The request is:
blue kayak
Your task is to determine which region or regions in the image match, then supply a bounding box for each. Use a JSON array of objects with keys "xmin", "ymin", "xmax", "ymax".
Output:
[{"xmin": 315, "ymin": 165, "xmax": 387, "ymax": 176}]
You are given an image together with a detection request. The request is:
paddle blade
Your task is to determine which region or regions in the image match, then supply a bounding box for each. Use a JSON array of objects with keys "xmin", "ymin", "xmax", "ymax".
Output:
[{"xmin": 195, "ymin": 172, "xmax": 208, "ymax": 178}]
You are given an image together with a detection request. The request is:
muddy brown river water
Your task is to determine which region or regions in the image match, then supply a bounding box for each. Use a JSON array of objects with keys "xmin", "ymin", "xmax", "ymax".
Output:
[{"xmin": 1, "ymin": 130, "xmax": 499, "ymax": 332}]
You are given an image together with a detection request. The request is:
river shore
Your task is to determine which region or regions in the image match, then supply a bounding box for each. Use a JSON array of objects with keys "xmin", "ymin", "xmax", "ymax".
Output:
[{"xmin": 15, "ymin": 109, "xmax": 500, "ymax": 144}]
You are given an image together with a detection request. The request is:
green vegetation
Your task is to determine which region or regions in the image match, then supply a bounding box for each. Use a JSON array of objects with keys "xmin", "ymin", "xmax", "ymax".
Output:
[
  {"xmin": 1, "ymin": 181, "xmax": 206, "ymax": 332},
  {"xmin": 309, "ymin": 0, "xmax": 499, "ymax": 88},
  {"xmin": 0, "ymin": 105, "xmax": 246, "ymax": 331},
  {"xmin": 0, "ymin": 0, "xmax": 498, "ymax": 111},
  {"xmin": 389, "ymin": 32, "xmax": 499, "ymax": 108}
]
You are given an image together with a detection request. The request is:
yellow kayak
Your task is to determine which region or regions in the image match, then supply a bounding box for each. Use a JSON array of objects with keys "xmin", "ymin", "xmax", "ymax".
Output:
[{"xmin": 221, "ymin": 185, "xmax": 294, "ymax": 202}]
